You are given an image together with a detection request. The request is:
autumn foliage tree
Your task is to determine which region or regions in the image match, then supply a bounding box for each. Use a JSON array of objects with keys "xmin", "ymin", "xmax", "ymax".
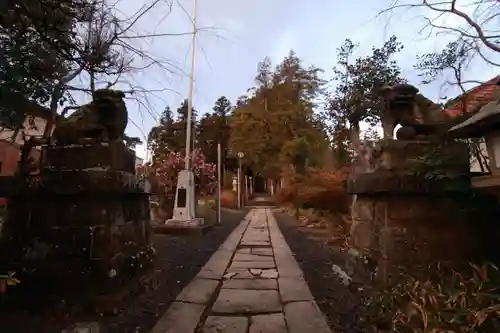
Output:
[{"xmin": 229, "ymin": 51, "xmax": 329, "ymax": 182}]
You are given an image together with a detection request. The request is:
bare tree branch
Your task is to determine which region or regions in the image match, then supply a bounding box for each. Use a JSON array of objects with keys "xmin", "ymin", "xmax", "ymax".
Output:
[{"xmin": 383, "ymin": 0, "xmax": 500, "ymax": 93}]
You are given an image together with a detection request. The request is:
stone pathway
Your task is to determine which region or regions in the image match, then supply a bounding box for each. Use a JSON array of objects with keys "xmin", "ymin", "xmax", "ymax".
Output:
[{"xmin": 149, "ymin": 208, "xmax": 332, "ymax": 333}]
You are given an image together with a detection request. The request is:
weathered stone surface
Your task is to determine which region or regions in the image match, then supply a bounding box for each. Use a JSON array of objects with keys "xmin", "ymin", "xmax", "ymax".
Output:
[
  {"xmin": 233, "ymin": 253, "xmax": 274, "ymax": 262},
  {"xmin": 196, "ymin": 250, "xmax": 233, "ymax": 280},
  {"xmin": 284, "ymin": 301, "xmax": 332, "ymax": 333},
  {"xmin": 250, "ymin": 247, "xmax": 274, "ymax": 257},
  {"xmin": 251, "ymin": 248, "xmax": 273, "ymax": 256},
  {"xmin": 220, "ymin": 234, "xmax": 244, "ymax": 252},
  {"xmin": 236, "ymin": 248, "xmax": 251, "ymax": 254},
  {"xmin": 43, "ymin": 142, "xmax": 135, "ymax": 172},
  {"xmin": 249, "ymin": 313, "xmax": 287, "ymax": 333},
  {"xmin": 176, "ymin": 278, "xmax": 219, "ymax": 304},
  {"xmin": 240, "ymin": 241, "xmax": 271, "ymax": 247},
  {"xmin": 150, "ymin": 302, "xmax": 205, "ymax": 333},
  {"xmin": 201, "ymin": 316, "xmax": 248, "ymax": 333},
  {"xmin": 197, "ymin": 268, "xmax": 223, "ymax": 280},
  {"xmin": 222, "ymin": 278, "xmax": 277, "ymax": 290},
  {"xmin": 229, "ymin": 260, "xmax": 275, "ymax": 269},
  {"xmin": 219, "ymin": 212, "xmax": 252, "ymax": 251},
  {"xmin": 251, "ymin": 225, "xmax": 266, "ymax": 229},
  {"xmin": 223, "ymin": 272, "xmax": 237, "ymax": 279},
  {"xmin": 250, "ymin": 268, "xmax": 263, "ymax": 276},
  {"xmin": 212, "ymin": 289, "xmax": 282, "ymax": 314},
  {"xmin": 225, "ymin": 268, "xmax": 254, "ymax": 279},
  {"xmin": 275, "ymin": 257, "xmax": 303, "ymax": 277},
  {"xmin": 241, "ymin": 237, "xmax": 269, "ymax": 244},
  {"xmin": 278, "ymin": 277, "xmax": 313, "ymax": 302},
  {"xmin": 261, "ymin": 269, "xmax": 279, "ymax": 279}
]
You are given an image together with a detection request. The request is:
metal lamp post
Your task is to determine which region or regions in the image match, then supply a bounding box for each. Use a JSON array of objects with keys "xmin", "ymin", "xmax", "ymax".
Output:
[{"xmin": 237, "ymin": 152, "xmax": 244, "ymax": 209}]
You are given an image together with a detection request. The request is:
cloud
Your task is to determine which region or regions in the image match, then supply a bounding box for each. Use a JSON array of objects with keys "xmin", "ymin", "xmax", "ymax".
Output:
[
  {"xmin": 104, "ymin": 0, "xmax": 495, "ymax": 160},
  {"xmin": 270, "ymin": 30, "xmax": 297, "ymax": 63}
]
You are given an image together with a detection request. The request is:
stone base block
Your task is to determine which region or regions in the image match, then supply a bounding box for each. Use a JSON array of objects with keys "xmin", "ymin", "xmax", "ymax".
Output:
[{"xmin": 153, "ymin": 218, "xmax": 211, "ymax": 235}]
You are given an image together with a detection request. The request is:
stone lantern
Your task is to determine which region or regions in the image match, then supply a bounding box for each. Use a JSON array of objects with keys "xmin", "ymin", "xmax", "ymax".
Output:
[{"xmin": 346, "ymin": 84, "xmax": 474, "ymax": 285}]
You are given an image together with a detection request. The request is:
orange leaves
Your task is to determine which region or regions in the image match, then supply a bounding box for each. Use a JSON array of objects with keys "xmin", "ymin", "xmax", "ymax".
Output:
[
  {"xmin": 0, "ymin": 271, "xmax": 20, "ymax": 293},
  {"xmin": 276, "ymin": 168, "xmax": 350, "ymax": 214}
]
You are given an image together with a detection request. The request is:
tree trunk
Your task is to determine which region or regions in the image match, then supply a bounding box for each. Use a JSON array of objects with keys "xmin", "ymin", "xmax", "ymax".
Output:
[
  {"xmin": 44, "ymin": 85, "xmax": 63, "ymax": 138},
  {"xmin": 44, "ymin": 68, "xmax": 84, "ymax": 139}
]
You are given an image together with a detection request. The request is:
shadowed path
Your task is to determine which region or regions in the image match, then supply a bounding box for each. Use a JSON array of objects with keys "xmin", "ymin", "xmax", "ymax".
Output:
[{"xmin": 149, "ymin": 208, "xmax": 332, "ymax": 333}]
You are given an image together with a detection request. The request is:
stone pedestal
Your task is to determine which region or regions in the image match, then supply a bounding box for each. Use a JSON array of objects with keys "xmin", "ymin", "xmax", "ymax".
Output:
[
  {"xmin": 346, "ymin": 139, "xmax": 499, "ymax": 284},
  {"xmin": 0, "ymin": 142, "xmax": 153, "ymax": 296}
]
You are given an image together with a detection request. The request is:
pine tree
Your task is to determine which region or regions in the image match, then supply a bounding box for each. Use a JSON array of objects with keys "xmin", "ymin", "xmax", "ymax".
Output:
[{"xmin": 148, "ymin": 106, "xmax": 177, "ymax": 163}]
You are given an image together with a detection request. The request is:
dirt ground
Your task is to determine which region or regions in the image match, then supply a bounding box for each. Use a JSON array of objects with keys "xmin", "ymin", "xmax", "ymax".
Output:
[{"xmin": 273, "ymin": 210, "xmax": 370, "ymax": 333}]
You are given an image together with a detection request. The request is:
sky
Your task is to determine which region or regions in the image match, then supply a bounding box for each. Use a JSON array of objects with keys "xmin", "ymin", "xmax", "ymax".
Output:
[{"xmin": 71, "ymin": 0, "xmax": 496, "ymax": 160}]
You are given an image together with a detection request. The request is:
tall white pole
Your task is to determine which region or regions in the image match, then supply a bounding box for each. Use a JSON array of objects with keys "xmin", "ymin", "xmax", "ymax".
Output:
[
  {"xmin": 216, "ymin": 142, "xmax": 222, "ymax": 224},
  {"xmin": 184, "ymin": 0, "xmax": 198, "ymax": 170},
  {"xmin": 244, "ymin": 175, "xmax": 248, "ymax": 205}
]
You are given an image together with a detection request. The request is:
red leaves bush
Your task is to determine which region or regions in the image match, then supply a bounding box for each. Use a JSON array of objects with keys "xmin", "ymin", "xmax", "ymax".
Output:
[
  {"xmin": 220, "ymin": 190, "xmax": 237, "ymax": 208},
  {"xmin": 276, "ymin": 168, "xmax": 350, "ymax": 214}
]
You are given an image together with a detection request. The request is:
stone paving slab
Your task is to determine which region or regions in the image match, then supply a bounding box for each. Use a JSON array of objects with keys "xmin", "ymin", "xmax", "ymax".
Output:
[
  {"xmin": 284, "ymin": 301, "xmax": 332, "ymax": 333},
  {"xmin": 278, "ymin": 277, "xmax": 314, "ymax": 303},
  {"xmin": 229, "ymin": 260, "xmax": 276, "ymax": 269},
  {"xmin": 251, "ymin": 248, "xmax": 274, "ymax": 256},
  {"xmin": 222, "ymin": 278, "xmax": 277, "ymax": 290},
  {"xmin": 201, "ymin": 316, "xmax": 248, "ymax": 333},
  {"xmin": 250, "ymin": 313, "xmax": 287, "ymax": 333},
  {"xmin": 212, "ymin": 289, "xmax": 282, "ymax": 314},
  {"xmin": 240, "ymin": 240, "xmax": 271, "ymax": 247},
  {"xmin": 233, "ymin": 253, "xmax": 274, "ymax": 262},
  {"xmin": 224, "ymin": 268, "xmax": 255, "ymax": 279},
  {"xmin": 149, "ymin": 208, "xmax": 332, "ymax": 333}
]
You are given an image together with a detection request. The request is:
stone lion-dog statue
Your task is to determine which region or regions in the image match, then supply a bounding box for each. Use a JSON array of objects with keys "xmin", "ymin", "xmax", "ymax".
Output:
[{"xmin": 52, "ymin": 89, "xmax": 128, "ymax": 145}]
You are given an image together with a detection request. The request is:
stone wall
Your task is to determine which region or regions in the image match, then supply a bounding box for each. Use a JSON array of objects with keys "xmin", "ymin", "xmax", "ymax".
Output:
[
  {"xmin": 350, "ymin": 194, "xmax": 500, "ymax": 284},
  {"xmin": 0, "ymin": 142, "xmax": 154, "ymax": 299}
]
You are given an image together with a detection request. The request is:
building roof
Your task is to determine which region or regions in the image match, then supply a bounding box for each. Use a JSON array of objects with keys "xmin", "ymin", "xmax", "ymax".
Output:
[
  {"xmin": 443, "ymin": 75, "xmax": 500, "ymax": 118},
  {"xmin": 449, "ymin": 99, "xmax": 500, "ymax": 137},
  {"xmin": 0, "ymin": 97, "xmax": 52, "ymax": 129}
]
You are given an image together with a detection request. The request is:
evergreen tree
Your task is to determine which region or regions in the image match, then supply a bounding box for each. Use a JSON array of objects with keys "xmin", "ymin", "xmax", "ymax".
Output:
[
  {"xmin": 148, "ymin": 106, "xmax": 177, "ymax": 163},
  {"xmin": 230, "ymin": 51, "xmax": 328, "ymax": 178}
]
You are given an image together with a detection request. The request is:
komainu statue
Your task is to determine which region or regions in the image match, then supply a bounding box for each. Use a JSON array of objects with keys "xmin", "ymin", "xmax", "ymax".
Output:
[
  {"xmin": 382, "ymin": 84, "xmax": 450, "ymax": 140},
  {"xmin": 52, "ymin": 89, "xmax": 128, "ymax": 145}
]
